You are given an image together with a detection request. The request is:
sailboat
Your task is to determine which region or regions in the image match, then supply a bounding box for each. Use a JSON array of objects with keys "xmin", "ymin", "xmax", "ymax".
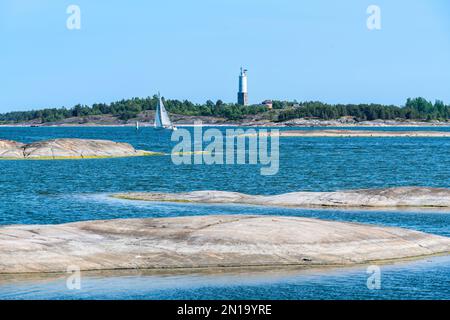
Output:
[{"xmin": 154, "ymin": 93, "xmax": 177, "ymax": 130}]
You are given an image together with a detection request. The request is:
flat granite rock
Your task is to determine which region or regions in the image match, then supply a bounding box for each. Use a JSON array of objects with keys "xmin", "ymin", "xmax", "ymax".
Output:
[
  {"xmin": 0, "ymin": 215, "xmax": 449, "ymax": 274},
  {"xmin": 0, "ymin": 138, "xmax": 153, "ymax": 159},
  {"xmin": 113, "ymin": 187, "xmax": 450, "ymax": 208}
]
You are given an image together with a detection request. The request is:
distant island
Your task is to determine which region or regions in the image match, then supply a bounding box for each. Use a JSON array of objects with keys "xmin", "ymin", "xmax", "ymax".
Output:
[{"xmin": 1, "ymin": 96, "xmax": 450, "ymax": 127}]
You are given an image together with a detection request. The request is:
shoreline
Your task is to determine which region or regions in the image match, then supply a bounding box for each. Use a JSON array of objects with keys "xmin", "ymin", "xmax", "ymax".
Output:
[
  {"xmin": 245, "ymin": 129, "xmax": 450, "ymax": 138},
  {"xmin": 2, "ymin": 254, "xmax": 449, "ymax": 289},
  {"xmin": 0, "ymin": 152, "xmax": 161, "ymax": 161},
  {"xmin": 2, "ymin": 119, "xmax": 450, "ymax": 128},
  {"xmin": 1, "ymin": 252, "xmax": 449, "ymax": 278}
]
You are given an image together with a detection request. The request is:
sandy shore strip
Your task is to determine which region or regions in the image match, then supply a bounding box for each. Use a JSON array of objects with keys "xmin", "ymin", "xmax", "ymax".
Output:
[
  {"xmin": 0, "ymin": 215, "xmax": 449, "ymax": 274},
  {"xmin": 243, "ymin": 129, "xmax": 450, "ymax": 137},
  {"xmin": 113, "ymin": 187, "xmax": 450, "ymax": 209}
]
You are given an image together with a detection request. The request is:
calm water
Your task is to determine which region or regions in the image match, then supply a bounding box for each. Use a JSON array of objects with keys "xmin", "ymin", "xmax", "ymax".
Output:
[{"xmin": 0, "ymin": 126, "xmax": 449, "ymax": 299}]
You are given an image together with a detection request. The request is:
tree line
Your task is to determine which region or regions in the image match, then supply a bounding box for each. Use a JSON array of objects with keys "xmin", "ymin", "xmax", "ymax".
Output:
[
  {"xmin": 0, "ymin": 96, "xmax": 268, "ymax": 123},
  {"xmin": 0, "ymin": 96, "xmax": 448, "ymax": 123},
  {"xmin": 276, "ymin": 98, "xmax": 450, "ymax": 122}
]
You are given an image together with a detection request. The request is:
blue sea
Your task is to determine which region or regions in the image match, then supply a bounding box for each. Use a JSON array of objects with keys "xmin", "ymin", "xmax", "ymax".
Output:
[{"xmin": 0, "ymin": 126, "xmax": 449, "ymax": 300}]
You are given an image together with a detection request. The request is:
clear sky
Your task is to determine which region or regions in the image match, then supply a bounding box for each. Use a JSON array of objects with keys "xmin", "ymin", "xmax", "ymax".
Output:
[{"xmin": 0, "ymin": 0, "xmax": 449, "ymax": 112}]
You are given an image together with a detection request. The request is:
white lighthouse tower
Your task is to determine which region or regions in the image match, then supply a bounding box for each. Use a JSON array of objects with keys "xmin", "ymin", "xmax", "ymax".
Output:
[{"xmin": 237, "ymin": 67, "xmax": 248, "ymax": 106}]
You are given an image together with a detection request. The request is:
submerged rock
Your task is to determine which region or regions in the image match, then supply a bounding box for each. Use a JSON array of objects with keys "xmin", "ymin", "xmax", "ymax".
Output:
[
  {"xmin": 0, "ymin": 138, "xmax": 154, "ymax": 159},
  {"xmin": 113, "ymin": 187, "xmax": 450, "ymax": 208},
  {"xmin": 0, "ymin": 215, "xmax": 448, "ymax": 274}
]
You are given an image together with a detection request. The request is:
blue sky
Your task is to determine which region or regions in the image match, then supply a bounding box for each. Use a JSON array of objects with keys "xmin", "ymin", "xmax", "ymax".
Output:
[{"xmin": 0, "ymin": 0, "xmax": 449, "ymax": 112}]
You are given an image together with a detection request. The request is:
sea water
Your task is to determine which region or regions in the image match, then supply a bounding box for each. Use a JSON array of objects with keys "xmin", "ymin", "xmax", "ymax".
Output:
[{"xmin": 0, "ymin": 126, "xmax": 449, "ymax": 299}]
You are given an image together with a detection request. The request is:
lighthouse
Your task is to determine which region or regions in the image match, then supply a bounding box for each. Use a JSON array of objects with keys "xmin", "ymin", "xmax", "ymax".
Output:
[{"xmin": 237, "ymin": 67, "xmax": 248, "ymax": 106}]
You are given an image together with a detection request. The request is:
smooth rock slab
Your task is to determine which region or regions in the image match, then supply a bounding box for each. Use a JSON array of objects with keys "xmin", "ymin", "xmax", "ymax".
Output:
[
  {"xmin": 0, "ymin": 215, "xmax": 449, "ymax": 274},
  {"xmin": 0, "ymin": 138, "xmax": 154, "ymax": 159},
  {"xmin": 113, "ymin": 187, "xmax": 450, "ymax": 208}
]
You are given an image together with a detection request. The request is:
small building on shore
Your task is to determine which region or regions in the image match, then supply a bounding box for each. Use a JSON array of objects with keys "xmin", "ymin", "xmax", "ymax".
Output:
[{"xmin": 261, "ymin": 100, "xmax": 273, "ymax": 109}]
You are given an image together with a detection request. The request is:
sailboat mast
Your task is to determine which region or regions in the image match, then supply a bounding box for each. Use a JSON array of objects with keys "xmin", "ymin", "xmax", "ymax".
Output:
[{"xmin": 158, "ymin": 93, "xmax": 163, "ymax": 126}]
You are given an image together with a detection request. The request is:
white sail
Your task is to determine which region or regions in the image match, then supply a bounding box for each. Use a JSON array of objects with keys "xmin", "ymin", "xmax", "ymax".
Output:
[
  {"xmin": 154, "ymin": 98, "xmax": 163, "ymax": 128},
  {"xmin": 154, "ymin": 94, "xmax": 174, "ymax": 129},
  {"xmin": 159, "ymin": 97, "xmax": 172, "ymax": 127}
]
